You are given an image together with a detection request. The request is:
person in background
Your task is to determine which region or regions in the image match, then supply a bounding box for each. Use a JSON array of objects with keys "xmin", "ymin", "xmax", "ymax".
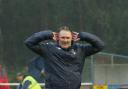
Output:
[
  {"xmin": 16, "ymin": 72, "xmax": 42, "ymax": 89},
  {"xmin": 0, "ymin": 64, "xmax": 10, "ymax": 89},
  {"xmin": 27, "ymin": 56, "xmax": 45, "ymax": 83}
]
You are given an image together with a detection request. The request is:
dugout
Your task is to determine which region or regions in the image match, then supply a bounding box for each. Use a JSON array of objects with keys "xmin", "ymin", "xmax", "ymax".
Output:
[{"xmin": 93, "ymin": 53, "xmax": 128, "ymax": 85}]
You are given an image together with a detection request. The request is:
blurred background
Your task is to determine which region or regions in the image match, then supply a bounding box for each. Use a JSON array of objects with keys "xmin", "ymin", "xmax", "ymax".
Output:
[{"xmin": 0, "ymin": 0, "xmax": 128, "ymax": 89}]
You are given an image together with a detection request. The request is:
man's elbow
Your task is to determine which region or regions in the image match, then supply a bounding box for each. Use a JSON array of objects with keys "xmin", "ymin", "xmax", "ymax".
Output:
[
  {"xmin": 97, "ymin": 41, "xmax": 105, "ymax": 51},
  {"xmin": 24, "ymin": 39, "xmax": 29, "ymax": 46},
  {"xmin": 24, "ymin": 39, "xmax": 33, "ymax": 48}
]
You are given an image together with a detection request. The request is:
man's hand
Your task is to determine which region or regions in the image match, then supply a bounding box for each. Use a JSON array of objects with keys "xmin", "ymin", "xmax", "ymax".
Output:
[
  {"xmin": 41, "ymin": 69, "xmax": 45, "ymax": 78},
  {"xmin": 72, "ymin": 32, "xmax": 80, "ymax": 42},
  {"xmin": 53, "ymin": 32, "xmax": 58, "ymax": 41}
]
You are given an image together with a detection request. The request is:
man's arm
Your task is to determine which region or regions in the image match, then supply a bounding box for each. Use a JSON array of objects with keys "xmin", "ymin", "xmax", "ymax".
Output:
[
  {"xmin": 79, "ymin": 32, "xmax": 105, "ymax": 55},
  {"xmin": 24, "ymin": 30, "xmax": 53, "ymax": 55},
  {"xmin": 21, "ymin": 80, "xmax": 31, "ymax": 89},
  {"xmin": 17, "ymin": 83, "xmax": 22, "ymax": 89}
]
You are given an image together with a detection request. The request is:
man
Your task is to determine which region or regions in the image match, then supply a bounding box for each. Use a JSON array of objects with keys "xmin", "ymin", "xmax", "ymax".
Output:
[
  {"xmin": 24, "ymin": 26, "xmax": 104, "ymax": 89},
  {"xmin": 16, "ymin": 73, "xmax": 42, "ymax": 89},
  {"xmin": 27, "ymin": 56, "xmax": 45, "ymax": 83}
]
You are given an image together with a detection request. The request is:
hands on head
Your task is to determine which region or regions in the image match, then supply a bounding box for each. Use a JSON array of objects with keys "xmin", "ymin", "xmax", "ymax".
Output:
[
  {"xmin": 53, "ymin": 32, "xmax": 59, "ymax": 41},
  {"xmin": 52, "ymin": 32, "xmax": 80, "ymax": 42},
  {"xmin": 72, "ymin": 32, "xmax": 80, "ymax": 42}
]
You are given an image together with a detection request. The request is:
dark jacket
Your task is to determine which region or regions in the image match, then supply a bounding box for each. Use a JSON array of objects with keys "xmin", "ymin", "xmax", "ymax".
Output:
[
  {"xmin": 17, "ymin": 80, "xmax": 30, "ymax": 89},
  {"xmin": 24, "ymin": 30, "xmax": 104, "ymax": 89}
]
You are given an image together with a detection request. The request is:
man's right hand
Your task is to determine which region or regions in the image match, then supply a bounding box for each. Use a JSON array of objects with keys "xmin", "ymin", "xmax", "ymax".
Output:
[{"xmin": 53, "ymin": 32, "xmax": 58, "ymax": 41}]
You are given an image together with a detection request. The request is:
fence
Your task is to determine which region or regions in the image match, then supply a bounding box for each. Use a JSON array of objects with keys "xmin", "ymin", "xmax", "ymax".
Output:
[{"xmin": 0, "ymin": 82, "xmax": 93, "ymax": 89}]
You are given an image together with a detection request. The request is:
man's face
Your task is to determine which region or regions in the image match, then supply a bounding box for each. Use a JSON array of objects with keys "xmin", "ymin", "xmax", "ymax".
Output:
[
  {"xmin": 58, "ymin": 30, "xmax": 72, "ymax": 49},
  {"xmin": 16, "ymin": 76, "xmax": 23, "ymax": 82}
]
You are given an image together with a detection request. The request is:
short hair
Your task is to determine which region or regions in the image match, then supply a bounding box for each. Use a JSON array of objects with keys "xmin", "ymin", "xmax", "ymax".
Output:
[
  {"xmin": 17, "ymin": 72, "xmax": 24, "ymax": 76},
  {"xmin": 58, "ymin": 26, "xmax": 72, "ymax": 33}
]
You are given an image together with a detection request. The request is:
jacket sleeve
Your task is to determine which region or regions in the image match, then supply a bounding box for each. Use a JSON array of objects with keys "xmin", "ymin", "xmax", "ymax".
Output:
[
  {"xmin": 79, "ymin": 32, "xmax": 105, "ymax": 56},
  {"xmin": 17, "ymin": 83, "xmax": 22, "ymax": 89},
  {"xmin": 21, "ymin": 80, "xmax": 31, "ymax": 89},
  {"xmin": 24, "ymin": 30, "xmax": 53, "ymax": 55}
]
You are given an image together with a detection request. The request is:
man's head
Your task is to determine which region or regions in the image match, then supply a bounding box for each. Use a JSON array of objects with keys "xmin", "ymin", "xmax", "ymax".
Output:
[
  {"xmin": 16, "ymin": 73, "xmax": 24, "ymax": 82},
  {"xmin": 57, "ymin": 26, "xmax": 73, "ymax": 49}
]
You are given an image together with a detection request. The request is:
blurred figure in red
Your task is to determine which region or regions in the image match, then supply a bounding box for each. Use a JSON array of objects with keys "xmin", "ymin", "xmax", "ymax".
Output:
[{"xmin": 0, "ymin": 64, "xmax": 10, "ymax": 89}]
